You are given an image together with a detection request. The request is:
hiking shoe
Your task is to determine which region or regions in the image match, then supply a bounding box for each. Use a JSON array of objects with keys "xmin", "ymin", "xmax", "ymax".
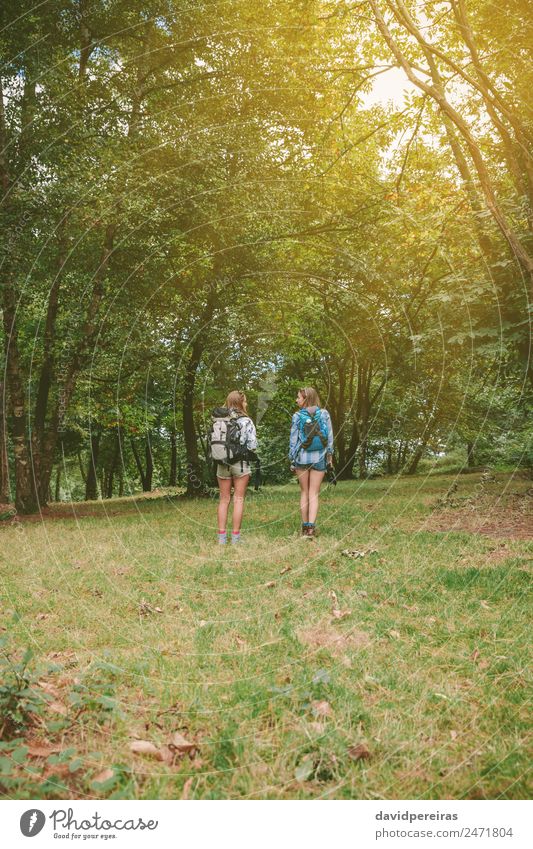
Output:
[{"xmin": 306, "ymin": 525, "xmax": 317, "ymax": 538}]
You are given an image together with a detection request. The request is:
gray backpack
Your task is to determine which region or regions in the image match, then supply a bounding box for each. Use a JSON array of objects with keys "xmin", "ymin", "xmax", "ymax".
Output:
[{"xmin": 209, "ymin": 407, "xmax": 248, "ymax": 464}]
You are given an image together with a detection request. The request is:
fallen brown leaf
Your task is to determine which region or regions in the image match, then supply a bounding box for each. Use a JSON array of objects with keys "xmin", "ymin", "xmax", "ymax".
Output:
[
  {"xmin": 139, "ymin": 599, "xmax": 156, "ymax": 616},
  {"xmin": 130, "ymin": 740, "xmax": 162, "ymax": 760},
  {"xmin": 265, "ymin": 581, "xmax": 276, "ymax": 588},
  {"xmin": 347, "ymin": 743, "xmax": 371, "ymax": 762},
  {"xmin": 280, "ymin": 565, "xmax": 292, "ymax": 575},
  {"xmin": 46, "ymin": 650, "xmax": 77, "ymax": 666},
  {"xmin": 181, "ymin": 777, "xmax": 194, "ymax": 799},
  {"xmin": 332, "ymin": 608, "xmax": 352, "ymax": 620},
  {"xmin": 170, "ymin": 731, "xmax": 195, "ymax": 754},
  {"xmin": 38, "ymin": 680, "xmax": 61, "ymax": 697},
  {"xmin": 27, "ymin": 744, "xmax": 62, "ymax": 758},
  {"xmin": 388, "ymin": 629, "xmax": 401, "ymax": 640},
  {"xmin": 48, "ymin": 701, "xmax": 68, "ymax": 716},
  {"xmin": 159, "ymin": 745, "xmax": 175, "ymax": 766},
  {"xmin": 93, "ymin": 767, "xmax": 115, "ymax": 784},
  {"xmin": 471, "ymin": 648, "xmax": 480, "ymax": 662},
  {"xmin": 311, "ymin": 700, "xmax": 333, "ymax": 718}
]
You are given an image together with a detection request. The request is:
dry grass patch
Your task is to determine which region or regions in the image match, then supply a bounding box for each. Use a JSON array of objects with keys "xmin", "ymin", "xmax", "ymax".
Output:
[{"xmin": 297, "ymin": 622, "xmax": 371, "ymax": 657}]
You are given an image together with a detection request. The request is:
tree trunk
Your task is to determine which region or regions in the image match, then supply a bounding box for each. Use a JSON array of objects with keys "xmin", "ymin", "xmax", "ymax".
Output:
[
  {"xmin": 130, "ymin": 435, "xmax": 153, "ymax": 492},
  {"xmin": 169, "ymin": 429, "xmax": 177, "ymax": 486},
  {"xmin": 183, "ymin": 357, "xmax": 203, "ymax": 496},
  {"xmin": 0, "ymin": 381, "xmax": 10, "ymax": 502},
  {"xmin": 2, "ymin": 280, "xmax": 38, "ymax": 514},
  {"xmin": 77, "ymin": 449, "xmax": 87, "ymax": 483},
  {"xmin": 54, "ymin": 465, "xmax": 61, "ymax": 501},
  {"xmin": 358, "ymin": 435, "xmax": 368, "ymax": 478},
  {"xmin": 405, "ymin": 441, "xmax": 427, "ymax": 475},
  {"xmin": 85, "ymin": 431, "xmax": 100, "ymax": 501},
  {"xmin": 467, "ymin": 441, "xmax": 476, "ymax": 468},
  {"xmin": 1, "ymin": 73, "xmax": 38, "ymax": 513},
  {"xmin": 78, "ymin": 1, "xmax": 93, "ymax": 83},
  {"xmin": 386, "ymin": 441, "xmax": 393, "ymax": 475},
  {"xmin": 183, "ymin": 290, "xmax": 217, "ymax": 496},
  {"xmin": 144, "ymin": 436, "xmax": 153, "ymax": 492},
  {"xmin": 338, "ymin": 414, "xmax": 360, "ymax": 480},
  {"xmin": 105, "ymin": 428, "xmax": 121, "ymax": 498},
  {"xmin": 130, "ymin": 437, "xmax": 147, "ymax": 490},
  {"xmin": 35, "ymin": 220, "xmax": 117, "ymax": 508}
]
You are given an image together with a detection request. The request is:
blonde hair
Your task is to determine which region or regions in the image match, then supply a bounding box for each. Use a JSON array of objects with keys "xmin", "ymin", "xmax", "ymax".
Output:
[
  {"xmin": 298, "ymin": 386, "xmax": 320, "ymax": 407},
  {"xmin": 226, "ymin": 390, "xmax": 248, "ymax": 415}
]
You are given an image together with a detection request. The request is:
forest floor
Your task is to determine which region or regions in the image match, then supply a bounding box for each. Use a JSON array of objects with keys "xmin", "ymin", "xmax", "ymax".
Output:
[{"xmin": 0, "ymin": 471, "xmax": 531, "ymax": 800}]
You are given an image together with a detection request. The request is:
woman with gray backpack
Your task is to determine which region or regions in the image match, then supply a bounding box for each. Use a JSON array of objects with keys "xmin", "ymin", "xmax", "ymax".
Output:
[
  {"xmin": 209, "ymin": 390, "xmax": 258, "ymax": 545},
  {"xmin": 289, "ymin": 386, "xmax": 334, "ymax": 538}
]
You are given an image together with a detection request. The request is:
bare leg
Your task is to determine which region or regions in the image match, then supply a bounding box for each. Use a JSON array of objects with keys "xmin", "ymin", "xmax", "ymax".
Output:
[
  {"xmin": 295, "ymin": 467, "xmax": 310, "ymax": 523},
  {"xmin": 231, "ymin": 474, "xmax": 250, "ymax": 533},
  {"xmin": 308, "ymin": 469, "xmax": 325, "ymax": 524},
  {"xmin": 217, "ymin": 477, "xmax": 232, "ymax": 531}
]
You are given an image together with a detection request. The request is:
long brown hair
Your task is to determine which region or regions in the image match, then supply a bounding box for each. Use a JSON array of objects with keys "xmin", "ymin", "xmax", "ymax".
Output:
[
  {"xmin": 226, "ymin": 390, "xmax": 248, "ymax": 415},
  {"xmin": 298, "ymin": 386, "xmax": 321, "ymax": 407}
]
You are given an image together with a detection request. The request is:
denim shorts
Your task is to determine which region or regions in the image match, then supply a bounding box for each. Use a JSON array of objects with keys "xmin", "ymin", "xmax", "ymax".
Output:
[
  {"xmin": 217, "ymin": 460, "xmax": 251, "ymax": 479},
  {"xmin": 294, "ymin": 458, "xmax": 327, "ymax": 472}
]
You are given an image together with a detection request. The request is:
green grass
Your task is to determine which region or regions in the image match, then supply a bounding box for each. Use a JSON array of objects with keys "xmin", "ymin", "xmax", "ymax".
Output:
[{"xmin": 0, "ymin": 473, "xmax": 531, "ymax": 799}]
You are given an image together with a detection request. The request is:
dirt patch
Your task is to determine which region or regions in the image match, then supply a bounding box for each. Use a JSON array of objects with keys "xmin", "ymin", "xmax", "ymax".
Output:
[
  {"xmin": 298, "ymin": 622, "xmax": 371, "ymax": 657},
  {"xmin": 420, "ymin": 488, "xmax": 533, "ymax": 540},
  {"xmin": 0, "ymin": 489, "xmax": 182, "ymax": 524},
  {"xmin": 424, "ymin": 511, "xmax": 533, "ymax": 540},
  {"xmin": 0, "ymin": 502, "xmax": 147, "ymax": 523}
]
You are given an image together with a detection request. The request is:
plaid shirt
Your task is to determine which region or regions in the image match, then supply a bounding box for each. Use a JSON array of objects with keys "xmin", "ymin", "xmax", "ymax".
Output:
[{"xmin": 288, "ymin": 409, "xmax": 334, "ymax": 465}]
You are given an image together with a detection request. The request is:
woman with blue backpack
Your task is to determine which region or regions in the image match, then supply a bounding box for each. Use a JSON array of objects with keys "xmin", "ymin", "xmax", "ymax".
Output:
[{"xmin": 289, "ymin": 387, "xmax": 334, "ymax": 538}]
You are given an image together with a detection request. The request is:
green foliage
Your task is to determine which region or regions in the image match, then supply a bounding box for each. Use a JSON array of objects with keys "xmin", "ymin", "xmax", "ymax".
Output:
[
  {"xmin": 0, "ymin": 0, "xmax": 531, "ymax": 509},
  {"xmin": 0, "ymin": 639, "xmax": 47, "ymax": 740}
]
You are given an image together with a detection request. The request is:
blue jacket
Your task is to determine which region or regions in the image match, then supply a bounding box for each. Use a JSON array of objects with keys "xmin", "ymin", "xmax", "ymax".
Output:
[{"xmin": 289, "ymin": 407, "xmax": 334, "ymax": 465}]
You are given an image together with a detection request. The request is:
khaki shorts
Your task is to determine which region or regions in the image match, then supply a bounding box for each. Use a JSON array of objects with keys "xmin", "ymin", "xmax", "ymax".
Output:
[{"xmin": 216, "ymin": 460, "xmax": 251, "ymax": 479}]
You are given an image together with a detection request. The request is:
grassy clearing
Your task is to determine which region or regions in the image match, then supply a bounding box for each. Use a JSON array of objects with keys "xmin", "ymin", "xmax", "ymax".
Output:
[{"xmin": 0, "ymin": 473, "xmax": 531, "ymax": 799}]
